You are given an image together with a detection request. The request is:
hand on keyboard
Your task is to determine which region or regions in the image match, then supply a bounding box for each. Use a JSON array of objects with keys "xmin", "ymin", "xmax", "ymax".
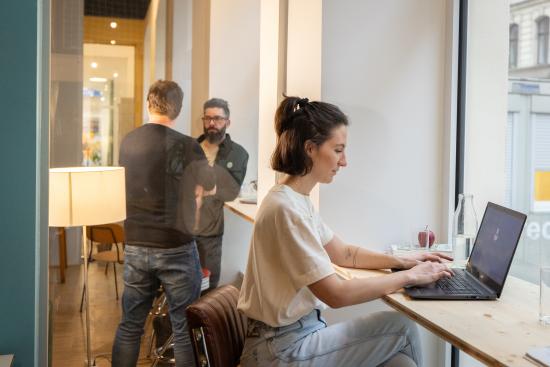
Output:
[{"xmin": 405, "ymin": 261, "xmax": 453, "ymax": 287}]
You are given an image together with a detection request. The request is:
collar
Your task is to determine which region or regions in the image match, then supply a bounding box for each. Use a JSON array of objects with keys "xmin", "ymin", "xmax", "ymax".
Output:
[{"xmin": 198, "ymin": 133, "xmax": 232, "ymax": 149}]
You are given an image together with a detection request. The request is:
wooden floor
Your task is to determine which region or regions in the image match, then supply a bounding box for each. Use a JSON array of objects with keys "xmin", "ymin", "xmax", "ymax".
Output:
[{"xmin": 50, "ymin": 262, "xmax": 158, "ymax": 367}]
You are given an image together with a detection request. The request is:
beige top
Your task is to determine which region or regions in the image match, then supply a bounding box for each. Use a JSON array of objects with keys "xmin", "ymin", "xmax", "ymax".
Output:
[{"xmin": 237, "ymin": 184, "xmax": 335, "ymax": 327}]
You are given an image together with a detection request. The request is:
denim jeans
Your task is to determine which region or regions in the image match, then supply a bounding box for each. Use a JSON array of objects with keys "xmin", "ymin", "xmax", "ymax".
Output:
[
  {"xmin": 112, "ymin": 243, "xmax": 202, "ymax": 367},
  {"xmin": 240, "ymin": 309, "xmax": 422, "ymax": 367},
  {"xmin": 196, "ymin": 235, "xmax": 223, "ymax": 292}
]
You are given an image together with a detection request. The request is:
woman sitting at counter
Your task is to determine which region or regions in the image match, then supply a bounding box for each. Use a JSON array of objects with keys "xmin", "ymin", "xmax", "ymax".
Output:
[{"xmin": 237, "ymin": 96, "xmax": 452, "ymax": 367}]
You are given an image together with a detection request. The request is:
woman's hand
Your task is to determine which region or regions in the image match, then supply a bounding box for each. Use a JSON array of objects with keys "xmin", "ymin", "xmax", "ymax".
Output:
[
  {"xmin": 405, "ymin": 261, "xmax": 453, "ymax": 287},
  {"xmin": 397, "ymin": 252, "xmax": 453, "ymax": 270}
]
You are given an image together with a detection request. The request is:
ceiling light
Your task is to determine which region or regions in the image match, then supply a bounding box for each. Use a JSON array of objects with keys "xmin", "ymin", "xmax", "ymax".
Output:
[
  {"xmin": 110, "ymin": 40, "xmax": 116, "ymax": 45},
  {"xmin": 89, "ymin": 77, "xmax": 107, "ymax": 83},
  {"xmin": 90, "ymin": 62, "xmax": 98, "ymax": 69},
  {"xmin": 110, "ymin": 21, "xmax": 117, "ymax": 29},
  {"xmin": 100, "ymin": 97, "xmax": 106, "ymax": 102},
  {"xmin": 113, "ymin": 72, "xmax": 119, "ymax": 78}
]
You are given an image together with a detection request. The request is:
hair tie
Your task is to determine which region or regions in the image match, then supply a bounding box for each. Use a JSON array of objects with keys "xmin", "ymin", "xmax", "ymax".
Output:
[{"xmin": 297, "ymin": 98, "xmax": 309, "ymax": 109}]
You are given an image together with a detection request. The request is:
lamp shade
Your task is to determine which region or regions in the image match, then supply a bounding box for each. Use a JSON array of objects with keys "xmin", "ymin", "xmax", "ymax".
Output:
[{"xmin": 49, "ymin": 167, "xmax": 126, "ymax": 227}]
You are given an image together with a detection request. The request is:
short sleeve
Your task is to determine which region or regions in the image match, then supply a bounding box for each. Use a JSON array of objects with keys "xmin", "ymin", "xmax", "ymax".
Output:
[
  {"xmin": 318, "ymin": 216, "xmax": 334, "ymax": 246},
  {"xmin": 273, "ymin": 206, "xmax": 335, "ymax": 290}
]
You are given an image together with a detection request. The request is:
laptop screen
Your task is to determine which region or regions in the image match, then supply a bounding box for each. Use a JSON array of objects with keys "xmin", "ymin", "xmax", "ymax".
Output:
[{"xmin": 468, "ymin": 203, "xmax": 526, "ymax": 290}]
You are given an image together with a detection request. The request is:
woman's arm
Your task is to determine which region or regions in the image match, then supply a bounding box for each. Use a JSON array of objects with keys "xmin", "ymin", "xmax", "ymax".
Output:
[
  {"xmin": 308, "ymin": 261, "xmax": 451, "ymax": 308},
  {"xmin": 324, "ymin": 235, "xmax": 452, "ymax": 270}
]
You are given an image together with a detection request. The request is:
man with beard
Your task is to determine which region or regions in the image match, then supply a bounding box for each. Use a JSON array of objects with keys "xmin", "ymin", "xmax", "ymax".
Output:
[{"xmin": 196, "ymin": 98, "xmax": 249, "ymax": 292}]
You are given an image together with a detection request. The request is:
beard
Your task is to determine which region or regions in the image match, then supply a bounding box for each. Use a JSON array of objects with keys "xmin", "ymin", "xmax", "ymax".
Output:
[{"xmin": 204, "ymin": 126, "xmax": 226, "ymax": 143}]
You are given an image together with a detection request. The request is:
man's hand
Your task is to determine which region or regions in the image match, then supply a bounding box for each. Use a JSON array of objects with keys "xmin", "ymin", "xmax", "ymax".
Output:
[
  {"xmin": 405, "ymin": 261, "xmax": 453, "ymax": 287},
  {"xmin": 397, "ymin": 252, "xmax": 453, "ymax": 270},
  {"xmin": 203, "ymin": 185, "xmax": 217, "ymax": 197}
]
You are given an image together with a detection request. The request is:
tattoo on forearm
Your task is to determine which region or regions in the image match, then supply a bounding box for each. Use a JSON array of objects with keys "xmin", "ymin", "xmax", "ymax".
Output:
[
  {"xmin": 345, "ymin": 247, "xmax": 353, "ymax": 261},
  {"xmin": 352, "ymin": 246, "xmax": 360, "ymax": 268}
]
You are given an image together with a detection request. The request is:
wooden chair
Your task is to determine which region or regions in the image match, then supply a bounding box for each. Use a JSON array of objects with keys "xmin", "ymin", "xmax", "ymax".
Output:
[
  {"xmin": 186, "ymin": 285, "xmax": 247, "ymax": 367},
  {"xmin": 80, "ymin": 223, "xmax": 125, "ymax": 312}
]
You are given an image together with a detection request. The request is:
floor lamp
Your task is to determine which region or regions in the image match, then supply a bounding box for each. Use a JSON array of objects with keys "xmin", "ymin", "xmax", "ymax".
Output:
[{"xmin": 49, "ymin": 167, "xmax": 126, "ymax": 367}]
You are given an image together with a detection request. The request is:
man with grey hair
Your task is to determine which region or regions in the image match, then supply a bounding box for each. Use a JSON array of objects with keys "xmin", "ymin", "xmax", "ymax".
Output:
[{"xmin": 196, "ymin": 98, "xmax": 249, "ymax": 292}]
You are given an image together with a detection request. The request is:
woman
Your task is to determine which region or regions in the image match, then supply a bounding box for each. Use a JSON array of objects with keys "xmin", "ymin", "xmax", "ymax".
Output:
[{"xmin": 237, "ymin": 97, "xmax": 453, "ymax": 367}]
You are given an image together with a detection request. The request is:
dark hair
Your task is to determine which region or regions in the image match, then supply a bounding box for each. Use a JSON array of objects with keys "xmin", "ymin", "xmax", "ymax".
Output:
[
  {"xmin": 271, "ymin": 96, "xmax": 348, "ymax": 176},
  {"xmin": 147, "ymin": 80, "xmax": 184, "ymax": 120},
  {"xmin": 203, "ymin": 98, "xmax": 230, "ymax": 118}
]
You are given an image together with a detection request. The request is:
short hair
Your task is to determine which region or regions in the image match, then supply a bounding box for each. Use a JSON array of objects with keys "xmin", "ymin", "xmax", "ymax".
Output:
[
  {"xmin": 147, "ymin": 80, "xmax": 184, "ymax": 120},
  {"xmin": 271, "ymin": 96, "xmax": 348, "ymax": 176},
  {"xmin": 203, "ymin": 98, "xmax": 230, "ymax": 118}
]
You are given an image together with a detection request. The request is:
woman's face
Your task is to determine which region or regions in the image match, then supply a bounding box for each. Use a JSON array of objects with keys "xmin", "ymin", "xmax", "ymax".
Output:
[{"xmin": 307, "ymin": 124, "xmax": 348, "ymax": 184}]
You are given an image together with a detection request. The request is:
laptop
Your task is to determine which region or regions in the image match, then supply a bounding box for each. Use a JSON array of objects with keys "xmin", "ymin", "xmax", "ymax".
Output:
[{"xmin": 405, "ymin": 202, "xmax": 527, "ymax": 300}]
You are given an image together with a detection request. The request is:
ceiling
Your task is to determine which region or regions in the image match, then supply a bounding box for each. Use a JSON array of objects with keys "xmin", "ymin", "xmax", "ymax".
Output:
[{"xmin": 84, "ymin": 0, "xmax": 151, "ymax": 19}]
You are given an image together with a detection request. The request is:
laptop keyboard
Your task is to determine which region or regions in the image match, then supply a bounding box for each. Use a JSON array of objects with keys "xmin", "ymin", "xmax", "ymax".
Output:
[{"xmin": 435, "ymin": 271, "xmax": 483, "ymax": 295}]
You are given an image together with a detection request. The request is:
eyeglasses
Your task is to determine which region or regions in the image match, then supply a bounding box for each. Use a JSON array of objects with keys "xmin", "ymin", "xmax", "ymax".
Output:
[{"xmin": 201, "ymin": 116, "xmax": 227, "ymax": 123}]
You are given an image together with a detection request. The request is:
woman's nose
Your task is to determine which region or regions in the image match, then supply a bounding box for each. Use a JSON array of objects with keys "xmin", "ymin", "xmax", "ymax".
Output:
[{"xmin": 339, "ymin": 153, "xmax": 347, "ymax": 167}]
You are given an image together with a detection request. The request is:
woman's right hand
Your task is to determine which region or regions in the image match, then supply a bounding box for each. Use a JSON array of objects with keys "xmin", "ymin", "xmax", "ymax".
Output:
[{"xmin": 405, "ymin": 261, "xmax": 453, "ymax": 287}]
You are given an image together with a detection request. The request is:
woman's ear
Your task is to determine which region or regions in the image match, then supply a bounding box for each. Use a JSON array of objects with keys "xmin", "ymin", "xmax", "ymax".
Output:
[{"xmin": 304, "ymin": 140, "xmax": 316, "ymax": 157}]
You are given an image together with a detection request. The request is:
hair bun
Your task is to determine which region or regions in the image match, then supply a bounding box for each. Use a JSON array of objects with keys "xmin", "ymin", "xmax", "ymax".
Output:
[{"xmin": 297, "ymin": 98, "xmax": 309, "ymax": 110}]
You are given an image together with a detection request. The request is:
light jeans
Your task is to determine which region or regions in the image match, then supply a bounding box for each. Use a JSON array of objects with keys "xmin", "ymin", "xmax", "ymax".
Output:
[
  {"xmin": 240, "ymin": 309, "xmax": 421, "ymax": 367},
  {"xmin": 112, "ymin": 243, "xmax": 202, "ymax": 367}
]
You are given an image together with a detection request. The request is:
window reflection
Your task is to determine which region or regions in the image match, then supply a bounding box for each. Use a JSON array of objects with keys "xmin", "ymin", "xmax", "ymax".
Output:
[{"xmin": 508, "ymin": 0, "xmax": 550, "ymax": 283}]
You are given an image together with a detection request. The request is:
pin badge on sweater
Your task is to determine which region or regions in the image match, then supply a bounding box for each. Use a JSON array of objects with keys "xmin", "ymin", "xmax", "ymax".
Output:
[{"xmin": 227, "ymin": 162, "xmax": 233, "ymax": 169}]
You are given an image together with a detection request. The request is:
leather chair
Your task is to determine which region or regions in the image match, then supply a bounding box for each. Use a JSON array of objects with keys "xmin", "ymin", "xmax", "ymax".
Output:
[{"xmin": 186, "ymin": 285, "xmax": 247, "ymax": 367}]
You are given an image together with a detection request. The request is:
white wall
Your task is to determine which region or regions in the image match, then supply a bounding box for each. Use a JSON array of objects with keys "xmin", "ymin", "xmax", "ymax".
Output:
[
  {"xmin": 209, "ymin": 0, "xmax": 260, "ymax": 184},
  {"xmin": 464, "ymin": 0, "xmax": 509, "ymax": 217},
  {"xmin": 321, "ymin": 0, "xmax": 451, "ymax": 251},
  {"xmin": 320, "ymin": 1, "xmax": 454, "ymax": 365},
  {"xmin": 142, "ymin": 0, "xmax": 167, "ymax": 124},
  {"xmin": 172, "ymin": 0, "xmax": 193, "ymax": 134},
  {"xmin": 143, "ymin": 22, "xmax": 151, "ymax": 123},
  {"xmin": 154, "ymin": 0, "xmax": 166, "ymax": 82}
]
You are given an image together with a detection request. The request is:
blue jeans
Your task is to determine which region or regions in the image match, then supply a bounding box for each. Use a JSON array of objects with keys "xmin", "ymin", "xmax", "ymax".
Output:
[
  {"xmin": 240, "ymin": 310, "xmax": 421, "ymax": 367},
  {"xmin": 112, "ymin": 243, "xmax": 202, "ymax": 367}
]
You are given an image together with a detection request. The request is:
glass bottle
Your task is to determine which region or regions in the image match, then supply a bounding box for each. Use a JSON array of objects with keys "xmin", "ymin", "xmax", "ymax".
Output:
[{"xmin": 452, "ymin": 194, "xmax": 478, "ymax": 267}]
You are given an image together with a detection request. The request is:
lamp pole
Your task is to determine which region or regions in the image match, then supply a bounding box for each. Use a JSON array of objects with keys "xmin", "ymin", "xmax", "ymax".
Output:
[{"xmin": 82, "ymin": 225, "xmax": 92, "ymax": 367}]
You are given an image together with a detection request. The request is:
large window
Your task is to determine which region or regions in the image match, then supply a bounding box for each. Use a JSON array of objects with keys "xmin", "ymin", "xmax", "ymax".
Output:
[{"xmin": 507, "ymin": 4, "xmax": 550, "ymax": 283}]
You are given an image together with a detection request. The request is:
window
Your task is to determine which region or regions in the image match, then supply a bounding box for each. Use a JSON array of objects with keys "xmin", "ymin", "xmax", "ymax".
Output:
[
  {"xmin": 509, "ymin": 23, "xmax": 519, "ymax": 68},
  {"xmin": 505, "ymin": 5, "xmax": 550, "ymax": 284},
  {"xmin": 537, "ymin": 16, "xmax": 549, "ymax": 64}
]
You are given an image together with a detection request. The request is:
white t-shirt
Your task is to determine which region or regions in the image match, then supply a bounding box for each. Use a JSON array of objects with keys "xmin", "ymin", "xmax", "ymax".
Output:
[{"xmin": 237, "ymin": 184, "xmax": 335, "ymax": 327}]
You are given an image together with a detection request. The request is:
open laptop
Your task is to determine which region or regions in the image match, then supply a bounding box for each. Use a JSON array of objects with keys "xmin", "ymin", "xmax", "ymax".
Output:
[{"xmin": 405, "ymin": 202, "xmax": 527, "ymax": 300}]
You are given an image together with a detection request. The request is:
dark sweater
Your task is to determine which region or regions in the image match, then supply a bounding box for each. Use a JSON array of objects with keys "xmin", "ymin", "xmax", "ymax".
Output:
[
  {"xmin": 119, "ymin": 124, "xmax": 215, "ymax": 248},
  {"xmin": 195, "ymin": 134, "xmax": 249, "ymax": 237}
]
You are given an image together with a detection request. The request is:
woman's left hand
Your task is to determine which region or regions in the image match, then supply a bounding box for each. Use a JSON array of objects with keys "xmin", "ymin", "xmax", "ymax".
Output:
[{"xmin": 398, "ymin": 252, "xmax": 453, "ymax": 269}]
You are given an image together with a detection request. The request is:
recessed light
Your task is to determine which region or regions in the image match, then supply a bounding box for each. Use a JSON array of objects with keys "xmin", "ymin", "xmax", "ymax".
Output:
[
  {"xmin": 100, "ymin": 97, "xmax": 106, "ymax": 102},
  {"xmin": 89, "ymin": 77, "xmax": 107, "ymax": 83},
  {"xmin": 113, "ymin": 72, "xmax": 119, "ymax": 78},
  {"xmin": 110, "ymin": 21, "xmax": 117, "ymax": 29},
  {"xmin": 90, "ymin": 62, "xmax": 98, "ymax": 69},
  {"xmin": 110, "ymin": 40, "xmax": 116, "ymax": 45}
]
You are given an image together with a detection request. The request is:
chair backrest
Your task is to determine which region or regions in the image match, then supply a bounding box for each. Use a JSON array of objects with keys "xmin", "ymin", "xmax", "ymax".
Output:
[
  {"xmin": 86, "ymin": 223, "xmax": 125, "ymax": 245},
  {"xmin": 186, "ymin": 285, "xmax": 247, "ymax": 367}
]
